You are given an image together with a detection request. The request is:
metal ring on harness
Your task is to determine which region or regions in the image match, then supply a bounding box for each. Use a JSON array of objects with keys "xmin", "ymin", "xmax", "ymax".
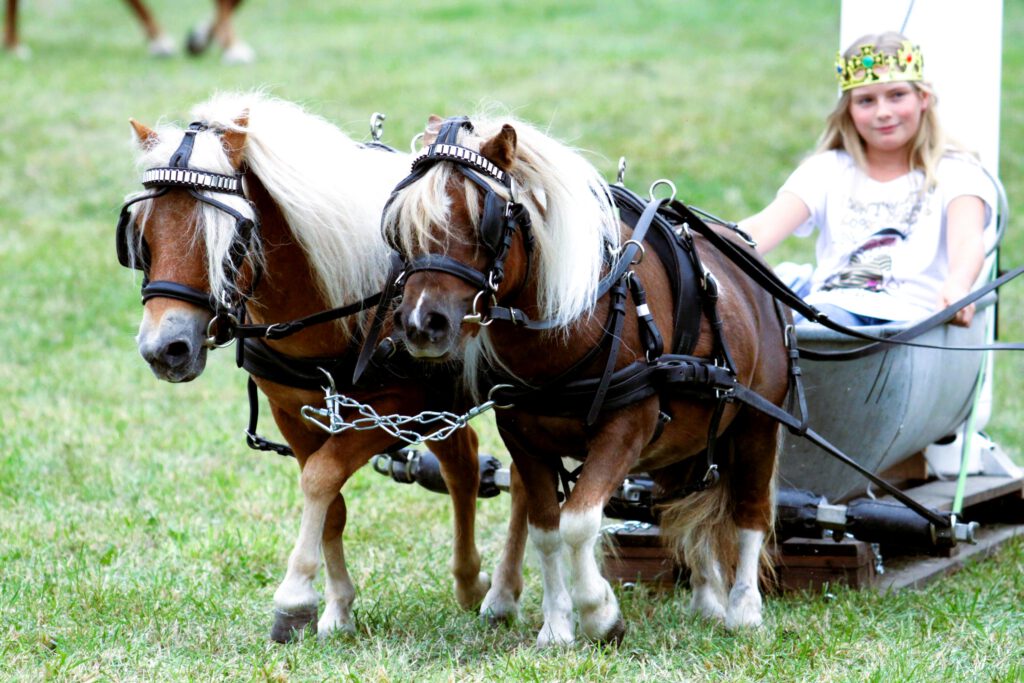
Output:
[
  {"xmin": 649, "ymin": 178, "xmax": 677, "ymax": 202},
  {"xmin": 409, "ymin": 132, "xmax": 425, "ymax": 153},
  {"xmin": 487, "ymin": 383, "xmax": 516, "ymax": 409},
  {"xmin": 616, "ymin": 157, "xmax": 627, "ymax": 185},
  {"xmin": 463, "ymin": 290, "xmax": 497, "ymax": 326},
  {"xmin": 204, "ymin": 312, "xmax": 240, "ymax": 349},
  {"xmin": 370, "ymin": 112, "xmax": 386, "ymax": 142}
]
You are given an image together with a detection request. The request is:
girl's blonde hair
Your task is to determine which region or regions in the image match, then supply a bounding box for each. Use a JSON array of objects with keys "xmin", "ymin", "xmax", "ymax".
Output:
[{"xmin": 817, "ymin": 31, "xmax": 957, "ymax": 190}]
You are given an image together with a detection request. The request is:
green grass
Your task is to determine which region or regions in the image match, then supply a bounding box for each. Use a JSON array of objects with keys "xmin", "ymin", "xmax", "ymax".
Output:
[{"xmin": 2, "ymin": 1, "xmax": 1023, "ymax": 680}]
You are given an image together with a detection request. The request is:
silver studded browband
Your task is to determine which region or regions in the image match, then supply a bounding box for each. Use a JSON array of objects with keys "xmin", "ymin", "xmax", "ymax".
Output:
[
  {"xmin": 411, "ymin": 143, "xmax": 509, "ymax": 186},
  {"xmin": 142, "ymin": 167, "xmax": 245, "ymax": 195}
]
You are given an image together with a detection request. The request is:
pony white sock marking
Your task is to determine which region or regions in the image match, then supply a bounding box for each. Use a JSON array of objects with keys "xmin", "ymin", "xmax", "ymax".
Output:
[{"xmin": 530, "ymin": 524, "xmax": 574, "ymax": 646}]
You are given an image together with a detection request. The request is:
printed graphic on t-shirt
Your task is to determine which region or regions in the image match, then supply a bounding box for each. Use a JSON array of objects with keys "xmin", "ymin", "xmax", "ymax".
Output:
[
  {"xmin": 821, "ymin": 227, "xmax": 906, "ymax": 292},
  {"xmin": 821, "ymin": 193, "xmax": 924, "ymax": 294}
]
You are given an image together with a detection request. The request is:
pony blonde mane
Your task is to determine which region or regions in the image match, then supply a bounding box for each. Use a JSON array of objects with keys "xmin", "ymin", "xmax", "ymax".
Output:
[
  {"xmin": 130, "ymin": 92, "xmax": 410, "ymax": 330},
  {"xmin": 382, "ymin": 115, "xmax": 621, "ymax": 330}
]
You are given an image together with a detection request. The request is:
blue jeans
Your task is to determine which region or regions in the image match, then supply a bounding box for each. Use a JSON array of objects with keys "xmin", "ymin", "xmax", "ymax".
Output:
[{"xmin": 794, "ymin": 303, "xmax": 890, "ymax": 327}]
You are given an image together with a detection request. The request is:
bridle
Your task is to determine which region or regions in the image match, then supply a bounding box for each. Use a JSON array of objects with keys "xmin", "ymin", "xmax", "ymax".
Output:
[
  {"xmin": 386, "ymin": 117, "xmax": 534, "ymax": 326},
  {"xmin": 116, "ymin": 121, "xmax": 259, "ymax": 346}
]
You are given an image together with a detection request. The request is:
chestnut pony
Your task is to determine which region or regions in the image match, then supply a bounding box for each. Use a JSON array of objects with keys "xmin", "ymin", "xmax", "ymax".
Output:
[
  {"xmin": 384, "ymin": 116, "xmax": 790, "ymax": 644},
  {"xmin": 119, "ymin": 94, "xmax": 525, "ymax": 640}
]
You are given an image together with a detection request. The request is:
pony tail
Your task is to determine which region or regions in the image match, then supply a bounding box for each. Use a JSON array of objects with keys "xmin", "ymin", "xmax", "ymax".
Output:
[{"xmin": 659, "ymin": 469, "xmax": 738, "ymax": 589}]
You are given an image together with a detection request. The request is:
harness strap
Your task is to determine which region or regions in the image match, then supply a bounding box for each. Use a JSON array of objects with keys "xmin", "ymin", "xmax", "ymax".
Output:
[
  {"xmin": 141, "ymin": 280, "xmax": 217, "ymax": 310},
  {"xmin": 724, "ymin": 381, "xmax": 952, "ymax": 529},
  {"xmin": 353, "ymin": 253, "xmax": 405, "ymax": 384},
  {"xmin": 245, "ymin": 376, "xmax": 294, "ymax": 457},
  {"xmin": 586, "ymin": 276, "xmax": 630, "ymax": 425}
]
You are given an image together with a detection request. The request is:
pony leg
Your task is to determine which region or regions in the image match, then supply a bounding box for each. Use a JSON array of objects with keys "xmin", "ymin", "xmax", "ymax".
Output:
[
  {"xmin": 213, "ymin": 0, "xmax": 254, "ymax": 64},
  {"xmin": 317, "ymin": 493, "xmax": 357, "ymax": 637},
  {"xmin": 121, "ymin": 0, "xmax": 174, "ymax": 56},
  {"xmin": 724, "ymin": 419, "xmax": 780, "ymax": 630},
  {"xmin": 560, "ymin": 416, "xmax": 650, "ymax": 644},
  {"xmin": 480, "ymin": 463, "xmax": 527, "ymax": 625},
  {"xmin": 428, "ymin": 427, "xmax": 490, "ymax": 610},
  {"xmin": 511, "ymin": 452, "xmax": 573, "ymax": 646},
  {"xmin": 726, "ymin": 529, "xmax": 765, "ymax": 629},
  {"xmin": 4, "ymin": 0, "xmax": 17, "ymax": 50}
]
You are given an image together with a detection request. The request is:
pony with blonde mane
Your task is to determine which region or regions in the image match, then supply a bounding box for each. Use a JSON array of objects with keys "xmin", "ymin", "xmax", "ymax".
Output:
[
  {"xmin": 385, "ymin": 114, "xmax": 789, "ymax": 645},
  {"xmin": 121, "ymin": 93, "xmax": 527, "ymax": 641}
]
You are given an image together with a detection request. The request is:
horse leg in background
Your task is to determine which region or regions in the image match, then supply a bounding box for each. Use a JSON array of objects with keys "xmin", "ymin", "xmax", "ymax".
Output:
[
  {"xmin": 427, "ymin": 426, "xmax": 491, "ymax": 609},
  {"xmin": 187, "ymin": 0, "xmax": 254, "ymax": 64},
  {"xmin": 3, "ymin": 0, "xmax": 28, "ymax": 58},
  {"xmin": 480, "ymin": 462, "xmax": 527, "ymax": 625},
  {"xmin": 722, "ymin": 414, "xmax": 781, "ymax": 630},
  {"xmin": 505, "ymin": 439, "xmax": 574, "ymax": 646},
  {"xmin": 121, "ymin": 0, "xmax": 175, "ymax": 56}
]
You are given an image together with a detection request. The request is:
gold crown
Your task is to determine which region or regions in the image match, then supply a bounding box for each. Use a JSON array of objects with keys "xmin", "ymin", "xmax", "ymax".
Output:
[{"xmin": 835, "ymin": 40, "xmax": 924, "ymax": 91}]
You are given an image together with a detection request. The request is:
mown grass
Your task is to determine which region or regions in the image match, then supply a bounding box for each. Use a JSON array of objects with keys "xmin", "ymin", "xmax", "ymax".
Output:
[{"xmin": 2, "ymin": 1, "xmax": 1023, "ymax": 680}]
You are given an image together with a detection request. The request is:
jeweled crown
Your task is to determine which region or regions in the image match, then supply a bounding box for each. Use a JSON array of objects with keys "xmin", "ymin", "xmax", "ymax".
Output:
[{"xmin": 835, "ymin": 40, "xmax": 924, "ymax": 91}]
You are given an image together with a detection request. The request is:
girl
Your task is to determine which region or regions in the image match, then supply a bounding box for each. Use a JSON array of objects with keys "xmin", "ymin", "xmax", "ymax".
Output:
[{"xmin": 741, "ymin": 31, "xmax": 993, "ymax": 327}]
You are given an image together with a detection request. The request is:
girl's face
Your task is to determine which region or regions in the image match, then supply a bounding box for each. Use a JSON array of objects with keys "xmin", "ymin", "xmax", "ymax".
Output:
[{"xmin": 848, "ymin": 82, "xmax": 929, "ymax": 155}]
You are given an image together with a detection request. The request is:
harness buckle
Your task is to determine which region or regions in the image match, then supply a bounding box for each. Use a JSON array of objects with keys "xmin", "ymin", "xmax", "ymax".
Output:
[{"xmin": 700, "ymin": 464, "xmax": 720, "ymax": 488}]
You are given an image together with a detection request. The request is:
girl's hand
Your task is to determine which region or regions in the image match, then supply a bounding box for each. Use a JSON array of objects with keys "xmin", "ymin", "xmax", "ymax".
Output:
[{"xmin": 940, "ymin": 281, "xmax": 974, "ymax": 327}]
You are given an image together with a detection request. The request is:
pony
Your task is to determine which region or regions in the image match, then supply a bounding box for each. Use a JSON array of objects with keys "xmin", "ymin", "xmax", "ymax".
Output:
[
  {"xmin": 383, "ymin": 115, "xmax": 791, "ymax": 645},
  {"xmin": 118, "ymin": 93, "xmax": 525, "ymax": 640},
  {"xmin": 4, "ymin": 0, "xmax": 253, "ymax": 62}
]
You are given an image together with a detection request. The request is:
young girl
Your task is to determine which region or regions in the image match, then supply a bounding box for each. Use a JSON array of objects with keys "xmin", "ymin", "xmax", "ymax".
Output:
[{"xmin": 741, "ymin": 31, "xmax": 993, "ymax": 327}]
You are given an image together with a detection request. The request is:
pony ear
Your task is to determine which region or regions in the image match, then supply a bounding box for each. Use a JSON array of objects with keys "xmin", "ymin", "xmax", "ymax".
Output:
[
  {"xmin": 129, "ymin": 119, "xmax": 159, "ymax": 150},
  {"xmin": 422, "ymin": 115, "xmax": 444, "ymax": 146},
  {"xmin": 220, "ymin": 110, "xmax": 249, "ymax": 169},
  {"xmin": 480, "ymin": 124, "xmax": 517, "ymax": 172}
]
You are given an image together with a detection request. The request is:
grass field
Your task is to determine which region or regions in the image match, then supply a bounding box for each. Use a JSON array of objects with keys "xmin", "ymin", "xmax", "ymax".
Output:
[{"xmin": 2, "ymin": 1, "xmax": 1023, "ymax": 680}]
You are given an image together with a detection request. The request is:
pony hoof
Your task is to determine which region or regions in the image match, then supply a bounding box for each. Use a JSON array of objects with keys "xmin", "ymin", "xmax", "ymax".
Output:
[
  {"xmin": 599, "ymin": 617, "xmax": 626, "ymax": 646},
  {"xmin": 185, "ymin": 22, "xmax": 212, "ymax": 55},
  {"xmin": 480, "ymin": 606, "xmax": 517, "ymax": 628},
  {"xmin": 270, "ymin": 606, "xmax": 318, "ymax": 643}
]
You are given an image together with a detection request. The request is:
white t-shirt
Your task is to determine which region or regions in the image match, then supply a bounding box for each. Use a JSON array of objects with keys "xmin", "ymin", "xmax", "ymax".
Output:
[{"xmin": 780, "ymin": 150, "xmax": 994, "ymax": 321}]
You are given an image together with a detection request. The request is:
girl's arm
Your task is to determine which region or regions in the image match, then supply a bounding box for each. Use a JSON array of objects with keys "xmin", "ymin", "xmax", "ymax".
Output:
[
  {"xmin": 738, "ymin": 191, "xmax": 811, "ymax": 254},
  {"xmin": 941, "ymin": 195, "xmax": 986, "ymax": 326}
]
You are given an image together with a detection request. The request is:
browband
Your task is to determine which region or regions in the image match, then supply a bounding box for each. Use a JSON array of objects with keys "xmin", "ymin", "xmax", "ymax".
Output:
[
  {"xmin": 143, "ymin": 167, "xmax": 245, "ymax": 195},
  {"xmin": 412, "ymin": 143, "xmax": 510, "ymax": 187}
]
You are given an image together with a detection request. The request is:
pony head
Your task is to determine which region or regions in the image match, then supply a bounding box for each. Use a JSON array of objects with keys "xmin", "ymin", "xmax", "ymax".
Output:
[
  {"xmin": 125, "ymin": 111, "xmax": 253, "ymax": 383},
  {"xmin": 383, "ymin": 114, "xmax": 619, "ymax": 371}
]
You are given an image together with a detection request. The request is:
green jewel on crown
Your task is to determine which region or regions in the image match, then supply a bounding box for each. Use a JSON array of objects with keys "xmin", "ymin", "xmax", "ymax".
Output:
[{"xmin": 834, "ymin": 40, "xmax": 924, "ymax": 92}]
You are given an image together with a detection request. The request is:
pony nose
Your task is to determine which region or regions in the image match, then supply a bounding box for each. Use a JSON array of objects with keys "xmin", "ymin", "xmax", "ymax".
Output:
[
  {"xmin": 141, "ymin": 336, "xmax": 195, "ymax": 370},
  {"xmin": 402, "ymin": 308, "xmax": 452, "ymax": 346}
]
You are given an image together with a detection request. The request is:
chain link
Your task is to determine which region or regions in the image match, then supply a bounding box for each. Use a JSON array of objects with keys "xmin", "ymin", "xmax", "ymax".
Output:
[{"xmin": 300, "ymin": 374, "xmax": 508, "ymax": 445}]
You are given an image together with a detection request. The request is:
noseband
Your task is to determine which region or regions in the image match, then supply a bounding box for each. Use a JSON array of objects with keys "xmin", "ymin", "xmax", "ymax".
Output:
[
  {"xmin": 116, "ymin": 121, "xmax": 258, "ymax": 339},
  {"xmin": 386, "ymin": 117, "xmax": 534, "ymax": 325}
]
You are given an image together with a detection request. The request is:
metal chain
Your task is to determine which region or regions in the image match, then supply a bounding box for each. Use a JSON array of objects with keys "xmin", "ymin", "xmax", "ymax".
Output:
[{"xmin": 300, "ymin": 372, "xmax": 510, "ymax": 445}]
